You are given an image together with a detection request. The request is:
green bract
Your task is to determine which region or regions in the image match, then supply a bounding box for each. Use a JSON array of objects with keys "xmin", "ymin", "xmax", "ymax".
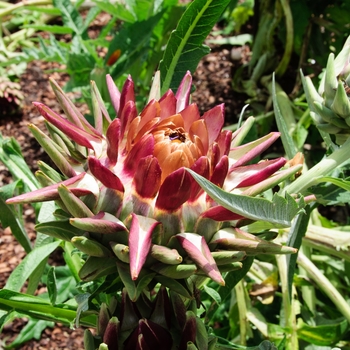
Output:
[{"xmin": 302, "ymin": 36, "xmax": 350, "ymax": 145}]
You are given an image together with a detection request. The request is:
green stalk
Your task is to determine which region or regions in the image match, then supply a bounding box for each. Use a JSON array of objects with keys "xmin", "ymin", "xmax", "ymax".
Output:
[
  {"xmin": 0, "ymin": 290, "xmax": 96, "ymax": 327},
  {"xmin": 297, "ymin": 252, "xmax": 350, "ymax": 323},
  {"xmin": 0, "ymin": 0, "xmax": 52, "ymax": 18},
  {"xmin": 275, "ymin": 0, "xmax": 294, "ymax": 77},
  {"xmin": 302, "ymin": 238, "xmax": 350, "ymax": 263},
  {"xmin": 276, "ymin": 255, "xmax": 298, "ymax": 350},
  {"xmin": 235, "ymin": 280, "xmax": 248, "ymax": 346},
  {"xmin": 283, "ymin": 137, "xmax": 350, "ymax": 195},
  {"xmin": 298, "ymin": 245, "xmax": 316, "ymax": 314},
  {"xmin": 62, "ymin": 241, "xmax": 82, "ymax": 283}
]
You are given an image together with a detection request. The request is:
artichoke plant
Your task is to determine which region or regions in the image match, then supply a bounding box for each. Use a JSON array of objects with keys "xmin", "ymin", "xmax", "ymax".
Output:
[
  {"xmin": 6, "ymin": 71, "xmax": 301, "ymax": 349},
  {"xmin": 302, "ymin": 36, "xmax": 350, "ymax": 145}
]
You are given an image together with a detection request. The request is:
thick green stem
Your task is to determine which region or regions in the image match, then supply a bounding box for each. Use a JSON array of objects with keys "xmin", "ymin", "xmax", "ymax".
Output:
[
  {"xmin": 298, "ymin": 245, "xmax": 316, "ymax": 314},
  {"xmin": 283, "ymin": 137, "xmax": 350, "ymax": 195},
  {"xmin": 297, "ymin": 252, "xmax": 350, "ymax": 323},
  {"xmin": 276, "ymin": 255, "xmax": 298, "ymax": 350},
  {"xmin": 235, "ymin": 280, "xmax": 248, "ymax": 346},
  {"xmin": 62, "ymin": 241, "xmax": 82, "ymax": 283}
]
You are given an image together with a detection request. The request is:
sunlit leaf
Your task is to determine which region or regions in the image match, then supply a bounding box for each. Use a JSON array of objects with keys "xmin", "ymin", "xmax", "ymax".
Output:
[
  {"xmin": 160, "ymin": 0, "xmax": 231, "ymax": 93},
  {"xmin": 186, "ymin": 169, "xmax": 304, "ymax": 226},
  {"xmin": 5, "ymin": 241, "xmax": 61, "ymax": 292}
]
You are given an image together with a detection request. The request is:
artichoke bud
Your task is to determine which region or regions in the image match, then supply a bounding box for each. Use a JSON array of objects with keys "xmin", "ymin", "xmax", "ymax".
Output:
[
  {"xmin": 84, "ymin": 329, "xmax": 96, "ymax": 350},
  {"xmin": 58, "ymin": 184, "xmax": 95, "ymax": 218},
  {"xmin": 98, "ymin": 302, "xmax": 111, "ymax": 337},
  {"xmin": 331, "ymin": 82, "xmax": 350, "ymax": 118},
  {"xmin": 211, "ymin": 250, "xmax": 246, "ymax": 265},
  {"xmin": 179, "ymin": 311, "xmax": 197, "ymax": 349},
  {"xmin": 210, "ymin": 228, "xmax": 297, "ymax": 255},
  {"xmin": 71, "ymin": 235, "xmax": 111, "ymax": 257},
  {"xmin": 217, "ymin": 262, "xmax": 243, "ymax": 272},
  {"xmin": 110, "ymin": 242, "xmax": 130, "ymax": 263},
  {"xmin": 150, "ymin": 244, "xmax": 183, "ymax": 265},
  {"xmin": 302, "ymin": 38, "xmax": 350, "ymax": 145},
  {"xmin": 102, "ymin": 316, "xmax": 120, "ymax": 350},
  {"xmin": 151, "ymin": 263, "xmax": 197, "ymax": 279},
  {"xmin": 37, "ymin": 161, "xmax": 63, "ymax": 183}
]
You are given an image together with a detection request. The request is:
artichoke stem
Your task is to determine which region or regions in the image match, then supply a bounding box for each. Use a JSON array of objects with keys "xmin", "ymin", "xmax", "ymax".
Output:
[{"xmin": 283, "ymin": 137, "xmax": 350, "ymax": 195}]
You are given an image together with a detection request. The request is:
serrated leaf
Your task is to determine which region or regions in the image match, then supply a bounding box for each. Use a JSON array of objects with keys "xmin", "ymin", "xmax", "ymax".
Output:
[
  {"xmin": 310, "ymin": 177, "xmax": 350, "ymax": 205},
  {"xmin": 159, "ymin": 0, "xmax": 231, "ymax": 93},
  {"xmin": 186, "ymin": 169, "xmax": 304, "ymax": 226},
  {"xmin": 53, "ymin": 0, "xmax": 85, "ymax": 37},
  {"xmin": 75, "ymin": 293, "xmax": 91, "ymax": 327}
]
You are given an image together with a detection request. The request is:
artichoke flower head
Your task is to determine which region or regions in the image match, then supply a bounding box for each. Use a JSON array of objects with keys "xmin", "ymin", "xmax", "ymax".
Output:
[{"xmin": 7, "ymin": 71, "xmax": 297, "ymax": 287}]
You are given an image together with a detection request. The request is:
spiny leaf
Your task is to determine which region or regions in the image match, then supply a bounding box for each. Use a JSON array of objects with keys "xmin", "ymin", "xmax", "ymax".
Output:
[
  {"xmin": 160, "ymin": 0, "xmax": 231, "ymax": 93},
  {"xmin": 186, "ymin": 169, "xmax": 304, "ymax": 226}
]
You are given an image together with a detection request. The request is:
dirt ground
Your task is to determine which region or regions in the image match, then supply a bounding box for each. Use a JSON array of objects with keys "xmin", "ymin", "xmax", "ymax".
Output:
[{"xmin": 0, "ymin": 14, "xmax": 253, "ymax": 347}]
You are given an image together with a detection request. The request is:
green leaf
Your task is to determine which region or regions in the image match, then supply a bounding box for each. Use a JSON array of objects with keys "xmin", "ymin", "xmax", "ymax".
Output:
[
  {"xmin": 75, "ymin": 293, "xmax": 91, "ymax": 327},
  {"xmin": 203, "ymin": 285, "xmax": 221, "ymax": 305},
  {"xmin": 22, "ymin": 24, "xmax": 74, "ymax": 34},
  {"xmin": 311, "ymin": 177, "xmax": 350, "ymax": 206},
  {"xmin": 314, "ymin": 176, "xmax": 350, "ymax": 191},
  {"xmin": 286, "ymin": 204, "xmax": 313, "ymax": 297},
  {"xmin": 159, "ymin": 0, "xmax": 231, "ymax": 93},
  {"xmin": 93, "ymin": 0, "xmax": 136, "ymax": 22},
  {"xmin": 0, "ymin": 289, "xmax": 96, "ymax": 327},
  {"xmin": 35, "ymin": 220, "xmax": 85, "ymax": 241},
  {"xmin": 5, "ymin": 241, "xmax": 61, "ymax": 292},
  {"xmin": 6, "ymin": 318, "xmax": 54, "ymax": 349},
  {"xmin": 186, "ymin": 169, "xmax": 304, "ymax": 226},
  {"xmin": 53, "ymin": 0, "xmax": 85, "ymax": 37},
  {"xmin": 0, "ymin": 182, "xmax": 32, "ymax": 253},
  {"xmin": 207, "ymin": 256, "xmax": 254, "ymax": 322},
  {"xmin": 0, "ymin": 135, "xmax": 39, "ymax": 192},
  {"xmin": 47, "ymin": 267, "xmax": 58, "ymax": 305},
  {"xmin": 108, "ymin": 12, "xmax": 163, "ymax": 80},
  {"xmin": 155, "ymin": 276, "xmax": 192, "ymax": 299},
  {"xmin": 297, "ymin": 318, "xmax": 349, "ymax": 346},
  {"xmin": 272, "ymin": 74, "xmax": 297, "ymax": 159}
]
